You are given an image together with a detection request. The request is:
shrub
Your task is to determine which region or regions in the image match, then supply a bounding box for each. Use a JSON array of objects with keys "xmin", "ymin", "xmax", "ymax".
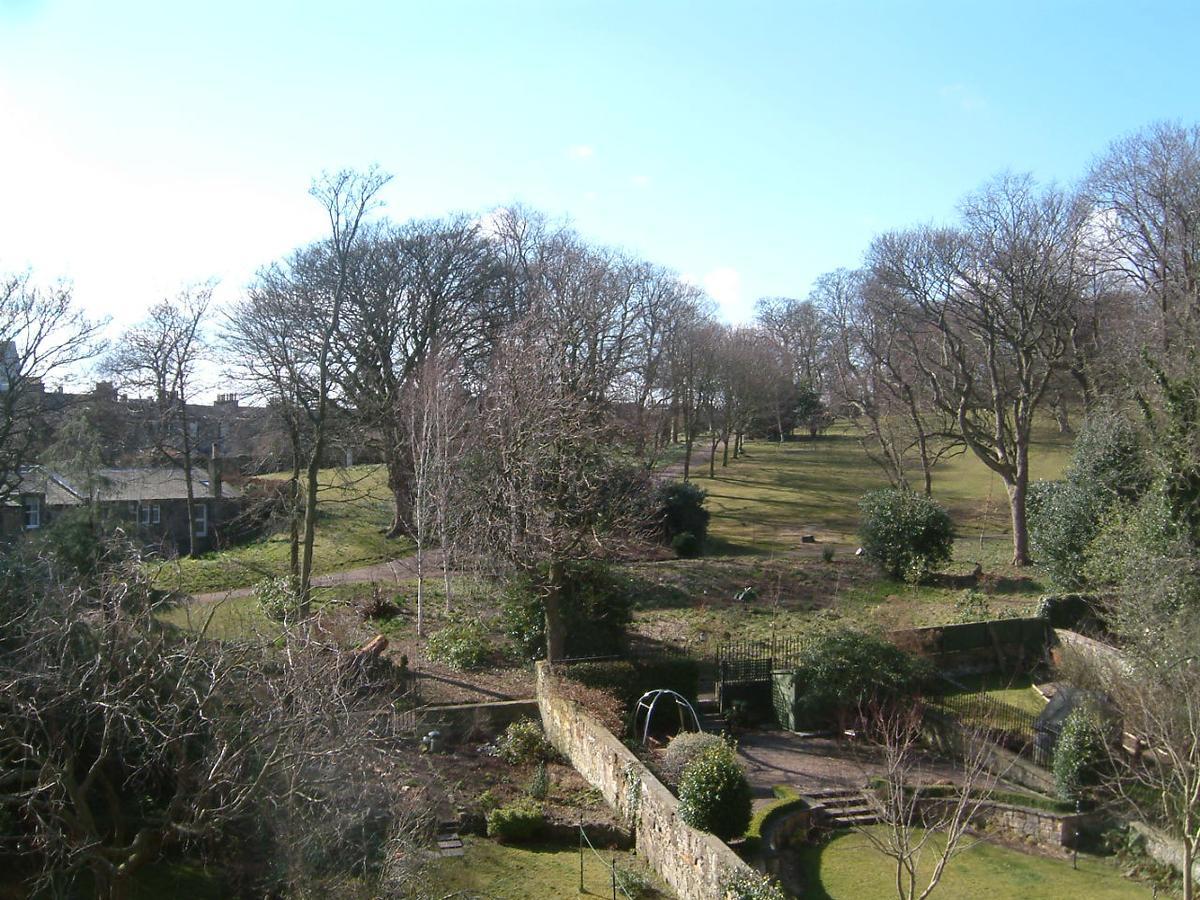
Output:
[
  {"xmin": 857, "ymin": 488, "xmax": 955, "ymax": 581},
  {"xmin": 499, "ymin": 560, "xmax": 633, "ymax": 661},
  {"xmin": 1030, "ymin": 413, "xmax": 1150, "ymax": 588},
  {"xmin": 821, "ymin": 545, "xmax": 836, "ymax": 563},
  {"xmin": 254, "ymin": 576, "xmax": 301, "ymax": 622},
  {"xmin": 671, "ymin": 531, "xmax": 702, "ymax": 558},
  {"xmin": 657, "ymin": 480, "xmax": 710, "ymax": 546},
  {"xmin": 789, "ymin": 629, "xmax": 933, "ymax": 729},
  {"xmin": 496, "ymin": 719, "xmax": 551, "ymax": 765},
  {"xmin": 1053, "ymin": 705, "xmax": 1107, "ymax": 801},
  {"xmin": 426, "ymin": 619, "xmax": 491, "ymax": 670},
  {"xmin": 954, "ymin": 589, "xmax": 991, "ymax": 623},
  {"xmin": 677, "ymin": 742, "xmax": 752, "ymax": 840},
  {"xmin": 722, "ymin": 870, "xmax": 787, "ymax": 900},
  {"xmin": 526, "ymin": 761, "xmax": 549, "ymax": 799},
  {"xmin": 485, "ymin": 799, "xmax": 545, "ymax": 843},
  {"xmin": 660, "ymin": 731, "xmax": 726, "ymax": 787},
  {"xmin": 614, "ymin": 867, "xmax": 653, "ymax": 899}
]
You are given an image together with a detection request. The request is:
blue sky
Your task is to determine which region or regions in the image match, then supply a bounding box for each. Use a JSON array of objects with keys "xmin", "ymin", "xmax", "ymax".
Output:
[{"xmin": 1, "ymin": 0, "xmax": 1198, "ymax": 331}]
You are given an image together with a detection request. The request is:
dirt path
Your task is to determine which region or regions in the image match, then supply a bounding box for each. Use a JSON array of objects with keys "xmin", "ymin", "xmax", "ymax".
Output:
[{"xmin": 190, "ymin": 550, "xmax": 443, "ymax": 604}]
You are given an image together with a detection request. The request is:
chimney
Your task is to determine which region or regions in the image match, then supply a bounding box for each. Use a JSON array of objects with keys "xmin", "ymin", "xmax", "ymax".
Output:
[{"xmin": 209, "ymin": 443, "xmax": 222, "ymax": 499}]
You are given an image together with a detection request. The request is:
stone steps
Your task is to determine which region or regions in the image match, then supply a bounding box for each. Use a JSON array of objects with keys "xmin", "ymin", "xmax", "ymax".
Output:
[{"xmin": 800, "ymin": 788, "xmax": 880, "ymax": 827}]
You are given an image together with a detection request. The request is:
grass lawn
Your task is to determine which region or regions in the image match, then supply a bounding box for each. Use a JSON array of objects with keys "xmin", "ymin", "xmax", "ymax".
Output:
[
  {"xmin": 153, "ymin": 465, "xmax": 411, "ymax": 595},
  {"xmin": 798, "ymin": 827, "xmax": 1151, "ymax": 900},
  {"xmin": 944, "ymin": 672, "xmax": 1049, "ymax": 716},
  {"xmin": 422, "ymin": 836, "xmax": 669, "ymax": 899},
  {"xmin": 700, "ymin": 428, "xmax": 1071, "ymax": 554}
]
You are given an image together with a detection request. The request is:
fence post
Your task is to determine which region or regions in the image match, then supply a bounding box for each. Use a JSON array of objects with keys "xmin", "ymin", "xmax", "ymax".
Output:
[
  {"xmin": 611, "ymin": 858, "xmax": 617, "ymax": 900},
  {"xmin": 579, "ymin": 815, "xmax": 584, "ymax": 893}
]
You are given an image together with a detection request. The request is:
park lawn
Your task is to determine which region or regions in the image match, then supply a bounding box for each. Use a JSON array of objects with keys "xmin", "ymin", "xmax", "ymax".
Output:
[
  {"xmin": 798, "ymin": 827, "xmax": 1150, "ymax": 900},
  {"xmin": 625, "ymin": 554, "xmax": 1043, "ymax": 659},
  {"xmin": 700, "ymin": 428, "xmax": 1072, "ymax": 555},
  {"xmin": 422, "ymin": 836, "xmax": 669, "ymax": 899},
  {"xmin": 154, "ymin": 465, "xmax": 411, "ymax": 595},
  {"xmin": 944, "ymin": 672, "xmax": 1049, "ymax": 716}
]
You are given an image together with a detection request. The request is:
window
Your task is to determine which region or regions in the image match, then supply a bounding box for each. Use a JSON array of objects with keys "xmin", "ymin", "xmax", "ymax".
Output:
[
  {"xmin": 152, "ymin": 504, "xmax": 161, "ymax": 524},
  {"xmin": 21, "ymin": 495, "xmax": 41, "ymax": 530},
  {"xmin": 193, "ymin": 503, "xmax": 207, "ymax": 537},
  {"xmin": 139, "ymin": 504, "xmax": 161, "ymax": 526}
]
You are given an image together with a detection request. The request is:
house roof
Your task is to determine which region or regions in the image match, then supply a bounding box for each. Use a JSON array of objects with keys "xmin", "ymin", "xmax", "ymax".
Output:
[{"xmin": 13, "ymin": 466, "xmax": 241, "ymax": 505}]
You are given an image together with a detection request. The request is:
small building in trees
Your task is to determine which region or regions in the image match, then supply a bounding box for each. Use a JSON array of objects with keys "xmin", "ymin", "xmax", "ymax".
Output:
[{"xmin": 2, "ymin": 462, "xmax": 245, "ymax": 554}]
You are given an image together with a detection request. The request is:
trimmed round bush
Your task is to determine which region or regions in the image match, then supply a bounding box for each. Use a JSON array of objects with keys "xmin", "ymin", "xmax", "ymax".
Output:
[
  {"xmin": 857, "ymin": 487, "xmax": 955, "ymax": 581},
  {"xmin": 677, "ymin": 741, "xmax": 752, "ymax": 840},
  {"xmin": 1053, "ymin": 705, "xmax": 1107, "ymax": 801},
  {"xmin": 496, "ymin": 719, "xmax": 551, "ymax": 765},
  {"xmin": 660, "ymin": 731, "xmax": 726, "ymax": 786}
]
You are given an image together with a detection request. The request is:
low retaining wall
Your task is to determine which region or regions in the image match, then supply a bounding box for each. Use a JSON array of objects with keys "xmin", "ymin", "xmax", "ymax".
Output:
[
  {"xmin": 917, "ymin": 797, "xmax": 1097, "ymax": 851},
  {"xmin": 891, "ymin": 618, "xmax": 1050, "ymax": 675},
  {"xmin": 414, "ymin": 699, "xmax": 540, "ymax": 744},
  {"xmin": 1131, "ymin": 821, "xmax": 1200, "ymax": 884},
  {"xmin": 536, "ymin": 663, "xmax": 757, "ymax": 900},
  {"xmin": 922, "ymin": 710, "xmax": 1056, "ymax": 794}
]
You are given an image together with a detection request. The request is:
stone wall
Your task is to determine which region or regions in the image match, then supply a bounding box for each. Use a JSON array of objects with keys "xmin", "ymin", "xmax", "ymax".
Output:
[
  {"xmin": 536, "ymin": 664, "xmax": 757, "ymax": 900},
  {"xmin": 918, "ymin": 797, "xmax": 1096, "ymax": 851},
  {"xmin": 1131, "ymin": 821, "xmax": 1200, "ymax": 885},
  {"xmin": 414, "ymin": 699, "xmax": 540, "ymax": 744}
]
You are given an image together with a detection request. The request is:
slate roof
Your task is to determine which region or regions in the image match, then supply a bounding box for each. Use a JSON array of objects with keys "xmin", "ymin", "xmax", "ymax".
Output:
[{"xmin": 12, "ymin": 466, "xmax": 241, "ymax": 506}]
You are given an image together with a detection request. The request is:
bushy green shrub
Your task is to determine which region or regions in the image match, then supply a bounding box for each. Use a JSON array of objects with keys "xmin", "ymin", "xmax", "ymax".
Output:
[
  {"xmin": 660, "ymin": 731, "xmax": 726, "ymax": 786},
  {"xmin": 954, "ymin": 589, "xmax": 991, "ymax": 623},
  {"xmin": 789, "ymin": 629, "xmax": 933, "ymax": 729},
  {"xmin": 254, "ymin": 576, "xmax": 301, "ymax": 622},
  {"xmin": 496, "ymin": 719, "xmax": 551, "ymax": 765},
  {"xmin": 499, "ymin": 560, "xmax": 633, "ymax": 661},
  {"xmin": 1053, "ymin": 704, "xmax": 1108, "ymax": 801},
  {"xmin": 857, "ymin": 488, "xmax": 955, "ymax": 581},
  {"xmin": 426, "ymin": 619, "xmax": 491, "ymax": 670},
  {"xmin": 657, "ymin": 480, "xmax": 710, "ymax": 546},
  {"xmin": 671, "ymin": 531, "xmax": 702, "ymax": 558},
  {"xmin": 1030, "ymin": 413, "xmax": 1150, "ymax": 588},
  {"xmin": 677, "ymin": 742, "xmax": 752, "ymax": 840},
  {"xmin": 485, "ymin": 799, "xmax": 545, "ymax": 843},
  {"xmin": 721, "ymin": 870, "xmax": 787, "ymax": 900}
]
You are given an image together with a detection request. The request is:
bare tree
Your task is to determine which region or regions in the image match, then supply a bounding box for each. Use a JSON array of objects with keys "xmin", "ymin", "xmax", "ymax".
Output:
[
  {"xmin": 105, "ymin": 285, "xmax": 211, "ymax": 555},
  {"xmin": 1085, "ymin": 121, "xmax": 1200, "ymax": 362},
  {"xmin": 856, "ymin": 701, "xmax": 997, "ymax": 900},
  {"xmin": 0, "ymin": 271, "xmax": 104, "ymax": 503},
  {"xmin": 226, "ymin": 168, "xmax": 390, "ymax": 606},
  {"xmin": 0, "ymin": 544, "xmax": 429, "ymax": 900},
  {"xmin": 871, "ymin": 174, "xmax": 1086, "ymax": 564}
]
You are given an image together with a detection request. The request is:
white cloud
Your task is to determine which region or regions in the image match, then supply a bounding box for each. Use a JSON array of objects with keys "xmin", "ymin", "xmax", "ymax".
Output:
[
  {"xmin": 939, "ymin": 83, "xmax": 986, "ymax": 113},
  {"xmin": 566, "ymin": 144, "xmax": 595, "ymax": 160},
  {"xmin": 701, "ymin": 266, "xmax": 753, "ymax": 322},
  {"xmin": 630, "ymin": 174, "xmax": 652, "ymax": 188}
]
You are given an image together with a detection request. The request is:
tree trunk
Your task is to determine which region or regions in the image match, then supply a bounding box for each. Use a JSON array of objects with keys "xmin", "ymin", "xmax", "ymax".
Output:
[
  {"xmin": 299, "ymin": 437, "xmax": 323, "ymax": 614},
  {"xmin": 1007, "ymin": 475, "xmax": 1030, "ymax": 566},
  {"xmin": 180, "ymin": 402, "xmax": 197, "ymax": 556},
  {"xmin": 722, "ymin": 429, "xmax": 731, "ymax": 467},
  {"xmin": 415, "ymin": 538, "xmax": 424, "ymax": 637},
  {"xmin": 682, "ymin": 434, "xmax": 693, "ymax": 482},
  {"xmin": 545, "ymin": 559, "xmax": 567, "ymax": 663}
]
